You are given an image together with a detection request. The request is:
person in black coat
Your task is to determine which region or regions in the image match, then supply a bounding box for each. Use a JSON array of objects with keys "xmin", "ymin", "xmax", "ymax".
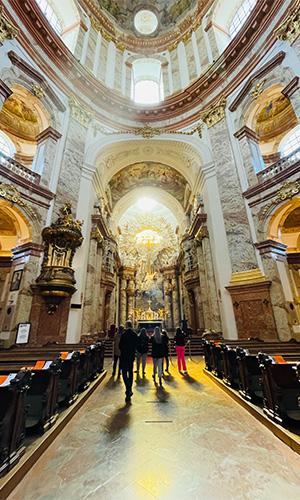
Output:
[
  {"xmin": 161, "ymin": 329, "xmax": 170, "ymax": 374},
  {"xmin": 136, "ymin": 327, "xmax": 149, "ymax": 377},
  {"xmin": 151, "ymin": 326, "xmax": 165, "ymax": 386},
  {"xmin": 119, "ymin": 320, "xmax": 138, "ymax": 402}
]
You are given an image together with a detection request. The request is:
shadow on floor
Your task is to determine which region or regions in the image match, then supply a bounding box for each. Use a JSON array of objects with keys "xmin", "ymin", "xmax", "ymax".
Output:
[
  {"xmin": 155, "ymin": 385, "xmax": 170, "ymax": 402},
  {"xmin": 104, "ymin": 374, "xmax": 122, "ymax": 390},
  {"xmin": 182, "ymin": 373, "xmax": 203, "ymax": 389},
  {"xmin": 105, "ymin": 403, "xmax": 132, "ymax": 438}
]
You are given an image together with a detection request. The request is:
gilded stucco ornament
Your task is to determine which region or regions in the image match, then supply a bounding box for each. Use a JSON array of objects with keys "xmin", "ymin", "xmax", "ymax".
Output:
[
  {"xmin": 196, "ymin": 226, "xmax": 209, "ymax": 243},
  {"xmin": 69, "ymin": 96, "xmax": 93, "ymax": 128},
  {"xmin": 259, "ymin": 181, "xmax": 300, "ymax": 218},
  {"xmin": 0, "ymin": 7, "xmax": 18, "ymax": 45},
  {"xmin": 201, "ymin": 97, "xmax": 226, "ymax": 128},
  {"xmin": 0, "ymin": 183, "xmax": 36, "ymax": 218},
  {"xmin": 31, "ymin": 84, "xmax": 45, "ymax": 99},
  {"xmin": 275, "ymin": 0, "xmax": 300, "ymax": 44},
  {"xmin": 250, "ymin": 79, "xmax": 266, "ymax": 99}
]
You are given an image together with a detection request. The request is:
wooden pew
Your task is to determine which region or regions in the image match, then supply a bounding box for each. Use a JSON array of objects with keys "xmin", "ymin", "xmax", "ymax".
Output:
[
  {"xmin": 0, "ymin": 359, "xmax": 62, "ymax": 433},
  {"xmin": 259, "ymin": 353, "xmax": 300, "ymax": 425},
  {"xmin": 0, "ymin": 370, "xmax": 32, "ymax": 476},
  {"xmin": 0, "ymin": 351, "xmax": 80, "ymax": 407}
]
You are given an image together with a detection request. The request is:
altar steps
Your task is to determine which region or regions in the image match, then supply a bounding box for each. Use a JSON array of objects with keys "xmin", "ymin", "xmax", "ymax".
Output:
[{"xmin": 103, "ymin": 337, "xmax": 204, "ymax": 358}]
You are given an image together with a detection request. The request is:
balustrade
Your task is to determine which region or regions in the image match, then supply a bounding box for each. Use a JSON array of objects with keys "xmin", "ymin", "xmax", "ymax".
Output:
[
  {"xmin": 257, "ymin": 147, "xmax": 300, "ymax": 183},
  {"xmin": 0, "ymin": 151, "xmax": 40, "ymax": 184}
]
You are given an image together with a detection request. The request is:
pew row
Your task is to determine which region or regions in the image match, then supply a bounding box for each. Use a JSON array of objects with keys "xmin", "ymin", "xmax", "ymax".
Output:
[
  {"xmin": 202, "ymin": 340, "xmax": 300, "ymax": 427},
  {"xmin": 0, "ymin": 342, "xmax": 105, "ymax": 477}
]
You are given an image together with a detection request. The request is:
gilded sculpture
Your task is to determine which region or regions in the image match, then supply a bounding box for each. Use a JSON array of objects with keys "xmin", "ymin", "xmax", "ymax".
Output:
[
  {"xmin": 201, "ymin": 96, "xmax": 226, "ymax": 128},
  {"xmin": 0, "ymin": 6, "xmax": 18, "ymax": 45},
  {"xmin": 275, "ymin": 0, "xmax": 300, "ymax": 44}
]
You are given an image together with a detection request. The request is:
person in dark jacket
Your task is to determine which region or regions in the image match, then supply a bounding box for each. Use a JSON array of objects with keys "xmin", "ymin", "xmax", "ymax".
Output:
[
  {"xmin": 151, "ymin": 326, "xmax": 165, "ymax": 386},
  {"xmin": 161, "ymin": 329, "xmax": 170, "ymax": 374},
  {"xmin": 136, "ymin": 327, "xmax": 149, "ymax": 377},
  {"xmin": 119, "ymin": 320, "xmax": 138, "ymax": 402},
  {"xmin": 174, "ymin": 327, "xmax": 187, "ymax": 374},
  {"xmin": 112, "ymin": 325, "xmax": 124, "ymax": 378}
]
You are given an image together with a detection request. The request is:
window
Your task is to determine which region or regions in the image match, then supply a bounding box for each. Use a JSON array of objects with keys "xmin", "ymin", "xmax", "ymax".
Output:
[
  {"xmin": 0, "ymin": 132, "xmax": 16, "ymax": 158},
  {"xmin": 35, "ymin": 0, "xmax": 63, "ymax": 34},
  {"xmin": 280, "ymin": 125, "xmax": 300, "ymax": 157},
  {"xmin": 229, "ymin": 0, "xmax": 257, "ymax": 39},
  {"xmin": 132, "ymin": 59, "xmax": 164, "ymax": 105}
]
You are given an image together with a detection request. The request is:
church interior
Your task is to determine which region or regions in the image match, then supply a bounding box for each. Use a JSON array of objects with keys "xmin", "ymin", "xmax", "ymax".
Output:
[{"xmin": 0, "ymin": 0, "xmax": 300, "ymax": 498}]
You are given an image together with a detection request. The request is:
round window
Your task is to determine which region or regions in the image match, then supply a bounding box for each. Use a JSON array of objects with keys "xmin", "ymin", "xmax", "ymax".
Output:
[{"xmin": 134, "ymin": 10, "xmax": 158, "ymax": 36}]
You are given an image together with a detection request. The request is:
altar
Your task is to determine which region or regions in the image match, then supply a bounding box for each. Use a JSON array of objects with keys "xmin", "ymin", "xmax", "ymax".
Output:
[{"xmin": 137, "ymin": 319, "xmax": 164, "ymax": 333}]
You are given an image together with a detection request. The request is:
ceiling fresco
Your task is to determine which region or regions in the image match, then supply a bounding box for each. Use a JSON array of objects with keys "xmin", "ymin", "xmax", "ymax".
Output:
[
  {"xmin": 97, "ymin": 0, "xmax": 197, "ymax": 34},
  {"xmin": 282, "ymin": 207, "xmax": 300, "ymax": 232},
  {"xmin": 0, "ymin": 94, "xmax": 39, "ymax": 140},
  {"xmin": 109, "ymin": 162, "xmax": 187, "ymax": 207}
]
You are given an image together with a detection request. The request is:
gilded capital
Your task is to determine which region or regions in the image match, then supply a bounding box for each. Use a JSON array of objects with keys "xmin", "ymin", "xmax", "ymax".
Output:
[
  {"xmin": 201, "ymin": 97, "xmax": 226, "ymax": 128},
  {"xmin": 275, "ymin": 0, "xmax": 300, "ymax": 44},
  {"xmin": 69, "ymin": 95, "xmax": 92, "ymax": 128},
  {"xmin": 0, "ymin": 7, "xmax": 18, "ymax": 45}
]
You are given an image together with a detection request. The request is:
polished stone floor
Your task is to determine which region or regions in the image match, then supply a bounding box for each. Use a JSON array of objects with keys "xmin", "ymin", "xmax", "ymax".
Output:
[{"xmin": 8, "ymin": 358, "xmax": 300, "ymax": 500}]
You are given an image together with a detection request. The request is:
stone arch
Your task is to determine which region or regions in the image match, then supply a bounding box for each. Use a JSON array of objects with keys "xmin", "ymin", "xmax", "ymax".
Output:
[{"xmin": 0, "ymin": 199, "xmax": 32, "ymax": 255}]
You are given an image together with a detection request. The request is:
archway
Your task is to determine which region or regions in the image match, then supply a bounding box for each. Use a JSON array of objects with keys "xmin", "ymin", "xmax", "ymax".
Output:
[
  {"xmin": 268, "ymin": 198, "xmax": 300, "ymax": 333},
  {"xmin": 0, "ymin": 200, "xmax": 32, "ymax": 337}
]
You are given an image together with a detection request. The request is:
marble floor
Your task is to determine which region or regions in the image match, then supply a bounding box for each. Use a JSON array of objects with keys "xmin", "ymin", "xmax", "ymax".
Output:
[{"xmin": 8, "ymin": 358, "xmax": 300, "ymax": 500}]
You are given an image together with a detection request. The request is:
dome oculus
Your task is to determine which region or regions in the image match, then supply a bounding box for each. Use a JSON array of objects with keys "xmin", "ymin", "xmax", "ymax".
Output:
[{"xmin": 134, "ymin": 10, "xmax": 158, "ymax": 35}]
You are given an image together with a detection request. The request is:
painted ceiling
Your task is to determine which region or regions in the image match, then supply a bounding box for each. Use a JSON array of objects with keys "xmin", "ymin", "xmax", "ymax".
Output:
[
  {"xmin": 108, "ymin": 162, "xmax": 187, "ymax": 207},
  {"xmin": 97, "ymin": 0, "xmax": 198, "ymax": 34},
  {"xmin": 118, "ymin": 200, "xmax": 179, "ymax": 271}
]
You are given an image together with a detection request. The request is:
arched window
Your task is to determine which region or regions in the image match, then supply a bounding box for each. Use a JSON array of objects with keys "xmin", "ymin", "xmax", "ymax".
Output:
[
  {"xmin": 229, "ymin": 0, "xmax": 257, "ymax": 39},
  {"xmin": 132, "ymin": 59, "xmax": 164, "ymax": 105},
  {"xmin": 34, "ymin": 0, "xmax": 80, "ymax": 52},
  {"xmin": 35, "ymin": 0, "xmax": 63, "ymax": 34},
  {"xmin": 280, "ymin": 125, "xmax": 300, "ymax": 157},
  {"xmin": 0, "ymin": 132, "xmax": 16, "ymax": 158}
]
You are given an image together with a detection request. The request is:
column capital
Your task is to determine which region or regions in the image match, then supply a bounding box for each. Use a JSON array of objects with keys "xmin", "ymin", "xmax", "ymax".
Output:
[
  {"xmin": 201, "ymin": 97, "xmax": 226, "ymax": 128},
  {"xmin": 234, "ymin": 125, "xmax": 259, "ymax": 143},
  {"xmin": 36, "ymin": 126, "xmax": 62, "ymax": 145}
]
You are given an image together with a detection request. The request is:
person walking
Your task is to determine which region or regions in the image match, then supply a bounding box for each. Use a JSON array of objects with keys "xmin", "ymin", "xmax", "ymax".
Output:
[
  {"xmin": 112, "ymin": 325, "xmax": 124, "ymax": 378},
  {"xmin": 119, "ymin": 320, "xmax": 138, "ymax": 402},
  {"xmin": 174, "ymin": 326, "xmax": 188, "ymax": 374},
  {"xmin": 136, "ymin": 327, "xmax": 149, "ymax": 377},
  {"xmin": 161, "ymin": 329, "xmax": 170, "ymax": 374},
  {"xmin": 151, "ymin": 326, "xmax": 165, "ymax": 386}
]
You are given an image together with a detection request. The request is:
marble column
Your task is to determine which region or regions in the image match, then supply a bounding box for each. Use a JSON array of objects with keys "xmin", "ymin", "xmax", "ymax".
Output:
[
  {"xmin": 120, "ymin": 277, "xmax": 127, "ymax": 326},
  {"xmin": 82, "ymin": 233, "xmax": 104, "ymax": 334},
  {"xmin": 161, "ymin": 62, "xmax": 170, "ymax": 96},
  {"xmin": 127, "ymin": 279, "xmax": 135, "ymax": 321},
  {"xmin": 93, "ymin": 31, "xmax": 102, "ymax": 77},
  {"xmin": 105, "ymin": 41, "xmax": 116, "ymax": 89},
  {"xmin": 204, "ymin": 21, "xmax": 220, "ymax": 61},
  {"xmin": 256, "ymin": 240, "xmax": 294, "ymax": 340},
  {"xmin": 33, "ymin": 127, "xmax": 62, "ymax": 188},
  {"xmin": 74, "ymin": 20, "xmax": 89, "ymax": 62},
  {"xmin": 177, "ymin": 41, "xmax": 190, "ymax": 88},
  {"xmin": 163, "ymin": 280, "xmax": 172, "ymax": 330},
  {"xmin": 172, "ymin": 277, "xmax": 180, "ymax": 328},
  {"xmin": 0, "ymin": 79, "xmax": 12, "ymax": 111},
  {"xmin": 191, "ymin": 32, "xmax": 201, "ymax": 77},
  {"xmin": 166, "ymin": 51, "xmax": 174, "ymax": 95},
  {"xmin": 66, "ymin": 164, "xmax": 94, "ymax": 343},
  {"xmin": 205, "ymin": 110, "xmax": 258, "ymax": 274},
  {"xmin": 196, "ymin": 241, "xmax": 211, "ymax": 329},
  {"xmin": 53, "ymin": 110, "xmax": 88, "ymax": 217},
  {"xmin": 202, "ymin": 236, "xmax": 222, "ymax": 331},
  {"xmin": 234, "ymin": 126, "xmax": 265, "ymax": 187}
]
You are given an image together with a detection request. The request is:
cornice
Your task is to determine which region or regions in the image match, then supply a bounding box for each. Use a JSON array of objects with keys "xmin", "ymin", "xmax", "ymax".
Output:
[
  {"xmin": 229, "ymin": 51, "xmax": 286, "ymax": 112},
  {"xmin": 0, "ymin": 78, "xmax": 12, "ymax": 101},
  {"xmin": 5, "ymin": 0, "xmax": 289, "ymax": 127},
  {"xmin": 7, "ymin": 50, "xmax": 66, "ymax": 112},
  {"xmin": 79, "ymin": 0, "xmax": 215, "ymax": 54}
]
